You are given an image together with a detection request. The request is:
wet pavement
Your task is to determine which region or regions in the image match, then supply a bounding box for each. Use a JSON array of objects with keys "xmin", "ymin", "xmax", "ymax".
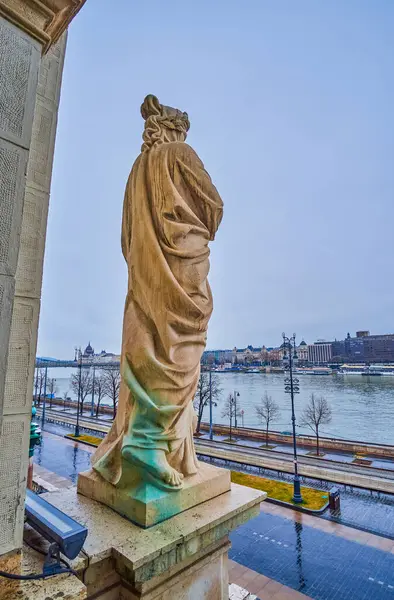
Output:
[
  {"xmin": 198, "ymin": 432, "xmax": 394, "ymax": 471},
  {"xmin": 33, "ymin": 423, "xmax": 92, "ymax": 484},
  {"xmin": 230, "ymin": 511, "xmax": 394, "ymax": 600},
  {"xmin": 33, "ymin": 426, "xmax": 394, "ymax": 600},
  {"xmin": 34, "ymin": 422, "xmax": 394, "ymax": 539},
  {"xmin": 38, "ymin": 405, "xmax": 394, "ymax": 471},
  {"xmin": 199, "ymin": 455, "xmax": 394, "ymax": 540}
]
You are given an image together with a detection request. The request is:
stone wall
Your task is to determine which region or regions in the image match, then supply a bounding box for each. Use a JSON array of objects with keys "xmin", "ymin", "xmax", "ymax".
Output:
[
  {"xmin": 0, "ymin": 24, "xmax": 66, "ymax": 555},
  {"xmin": 0, "ymin": 16, "xmax": 41, "ymax": 555}
]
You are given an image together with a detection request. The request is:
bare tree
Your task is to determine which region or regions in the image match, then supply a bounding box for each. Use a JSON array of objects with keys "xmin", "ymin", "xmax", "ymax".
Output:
[
  {"xmin": 300, "ymin": 393, "xmax": 332, "ymax": 456},
  {"xmin": 71, "ymin": 368, "xmax": 93, "ymax": 415},
  {"xmin": 47, "ymin": 378, "xmax": 58, "ymax": 409},
  {"xmin": 221, "ymin": 394, "xmax": 242, "ymax": 441},
  {"xmin": 34, "ymin": 369, "xmax": 46, "ymax": 406},
  {"xmin": 255, "ymin": 392, "xmax": 280, "ymax": 447},
  {"xmin": 193, "ymin": 372, "xmax": 222, "ymax": 433},
  {"xmin": 62, "ymin": 389, "xmax": 69, "ymax": 410},
  {"xmin": 102, "ymin": 367, "xmax": 121, "ymax": 418},
  {"xmin": 94, "ymin": 371, "xmax": 108, "ymax": 417}
]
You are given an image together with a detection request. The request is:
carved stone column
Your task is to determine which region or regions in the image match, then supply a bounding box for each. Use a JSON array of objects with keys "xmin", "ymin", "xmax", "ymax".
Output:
[{"xmin": 0, "ymin": 0, "xmax": 86, "ymax": 556}]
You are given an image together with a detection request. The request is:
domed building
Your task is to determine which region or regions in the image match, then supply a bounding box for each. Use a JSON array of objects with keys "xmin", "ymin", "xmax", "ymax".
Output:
[
  {"xmin": 83, "ymin": 342, "xmax": 95, "ymax": 359},
  {"xmin": 297, "ymin": 339, "xmax": 308, "ymax": 362}
]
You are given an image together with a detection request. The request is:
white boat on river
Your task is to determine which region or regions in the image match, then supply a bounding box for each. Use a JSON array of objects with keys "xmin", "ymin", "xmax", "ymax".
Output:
[{"xmin": 338, "ymin": 364, "xmax": 394, "ymax": 376}]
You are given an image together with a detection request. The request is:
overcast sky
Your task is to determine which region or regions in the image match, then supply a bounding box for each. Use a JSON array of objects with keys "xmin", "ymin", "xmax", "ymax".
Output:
[{"xmin": 38, "ymin": 0, "xmax": 394, "ymax": 358}]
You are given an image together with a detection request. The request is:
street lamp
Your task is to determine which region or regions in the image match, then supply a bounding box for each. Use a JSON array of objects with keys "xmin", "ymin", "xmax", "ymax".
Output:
[
  {"xmin": 209, "ymin": 369, "xmax": 213, "ymax": 440},
  {"xmin": 90, "ymin": 362, "xmax": 96, "ymax": 417},
  {"xmin": 233, "ymin": 390, "xmax": 240, "ymax": 428},
  {"xmin": 227, "ymin": 391, "xmax": 240, "ymax": 441},
  {"xmin": 34, "ymin": 367, "xmax": 39, "ymax": 406},
  {"xmin": 74, "ymin": 347, "xmax": 82, "ymax": 437},
  {"xmin": 208, "ymin": 369, "xmax": 219, "ymax": 440},
  {"xmin": 282, "ymin": 332, "xmax": 303, "ymax": 504},
  {"xmin": 228, "ymin": 395, "xmax": 234, "ymax": 441},
  {"xmin": 41, "ymin": 367, "xmax": 48, "ymax": 427}
]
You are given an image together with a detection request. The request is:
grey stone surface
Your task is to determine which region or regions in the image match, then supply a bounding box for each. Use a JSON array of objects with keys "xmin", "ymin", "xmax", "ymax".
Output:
[
  {"xmin": 0, "ymin": 18, "xmax": 39, "ymax": 148},
  {"xmin": 0, "ymin": 414, "xmax": 30, "ymax": 553},
  {"xmin": 0, "ymin": 17, "xmax": 41, "ymax": 554},
  {"xmin": 229, "ymin": 583, "xmax": 257, "ymax": 599},
  {"xmin": 0, "ymin": 17, "xmax": 65, "ymax": 555},
  {"xmin": 0, "ymin": 275, "xmax": 14, "ymax": 419},
  {"xmin": 4, "ymin": 297, "xmax": 39, "ymax": 413},
  {"xmin": 42, "ymin": 484, "xmax": 264, "ymax": 599}
]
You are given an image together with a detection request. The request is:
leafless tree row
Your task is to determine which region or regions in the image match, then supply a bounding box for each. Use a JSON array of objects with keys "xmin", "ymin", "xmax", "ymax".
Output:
[
  {"xmin": 254, "ymin": 392, "xmax": 332, "ymax": 455},
  {"xmin": 193, "ymin": 372, "xmax": 222, "ymax": 433},
  {"xmin": 34, "ymin": 370, "xmax": 58, "ymax": 407},
  {"xmin": 34, "ymin": 366, "xmax": 121, "ymax": 418},
  {"xmin": 70, "ymin": 366, "xmax": 121, "ymax": 418}
]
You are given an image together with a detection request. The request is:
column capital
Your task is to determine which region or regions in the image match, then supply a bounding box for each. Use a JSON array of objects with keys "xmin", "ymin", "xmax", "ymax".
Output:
[{"xmin": 0, "ymin": 0, "xmax": 86, "ymax": 51}]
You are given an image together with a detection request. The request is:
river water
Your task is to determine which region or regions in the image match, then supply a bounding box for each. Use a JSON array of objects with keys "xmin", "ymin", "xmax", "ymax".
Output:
[{"xmin": 46, "ymin": 369, "xmax": 394, "ymax": 445}]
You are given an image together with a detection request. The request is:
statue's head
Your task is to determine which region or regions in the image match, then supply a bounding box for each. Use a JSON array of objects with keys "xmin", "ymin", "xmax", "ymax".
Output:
[{"xmin": 140, "ymin": 94, "xmax": 190, "ymax": 152}]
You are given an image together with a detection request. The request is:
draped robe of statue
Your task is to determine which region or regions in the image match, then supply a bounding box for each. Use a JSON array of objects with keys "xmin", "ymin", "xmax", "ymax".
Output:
[{"xmin": 91, "ymin": 140, "xmax": 223, "ymax": 486}]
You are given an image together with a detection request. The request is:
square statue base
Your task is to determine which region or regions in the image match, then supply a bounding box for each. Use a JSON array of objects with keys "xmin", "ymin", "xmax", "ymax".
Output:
[{"xmin": 78, "ymin": 460, "xmax": 231, "ymax": 528}]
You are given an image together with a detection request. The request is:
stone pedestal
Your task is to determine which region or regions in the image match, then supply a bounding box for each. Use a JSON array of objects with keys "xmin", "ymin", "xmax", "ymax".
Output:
[
  {"xmin": 78, "ymin": 460, "xmax": 231, "ymax": 528},
  {"xmin": 42, "ymin": 483, "xmax": 266, "ymax": 599}
]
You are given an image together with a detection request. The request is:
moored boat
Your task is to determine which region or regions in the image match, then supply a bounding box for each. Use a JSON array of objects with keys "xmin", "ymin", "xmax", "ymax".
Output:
[{"xmin": 296, "ymin": 367, "xmax": 332, "ymax": 375}]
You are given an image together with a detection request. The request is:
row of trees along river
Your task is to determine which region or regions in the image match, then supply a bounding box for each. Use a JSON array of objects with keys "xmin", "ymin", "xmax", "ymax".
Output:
[
  {"xmin": 194, "ymin": 372, "xmax": 331, "ymax": 456},
  {"xmin": 34, "ymin": 369, "xmax": 394, "ymax": 445}
]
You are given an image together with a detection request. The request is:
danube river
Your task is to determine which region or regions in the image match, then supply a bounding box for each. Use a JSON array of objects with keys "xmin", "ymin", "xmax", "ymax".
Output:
[{"xmin": 49, "ymin": 369, "xmax": 394, "ymax": 445}]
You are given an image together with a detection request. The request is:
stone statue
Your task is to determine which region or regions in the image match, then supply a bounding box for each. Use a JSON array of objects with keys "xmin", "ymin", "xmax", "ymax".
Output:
[{"xmin": 90, "ymin": 95, "xmax": 223, "ymax": 493}]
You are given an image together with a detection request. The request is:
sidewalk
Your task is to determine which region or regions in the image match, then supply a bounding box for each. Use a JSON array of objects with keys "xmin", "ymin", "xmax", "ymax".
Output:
[
  {"xmin": 229, "ymin": 560, "xmax": 312, "ymax": 599},
  {"xmin": 198, "ymin": 431, "xmax": 394, "ymax": 471},
  {"xmin": 35, "ymin": 422, "xmax": 394, "ymax": 540},
  {"xmin": 38, "ymin": 405, "xmax": 394, "ymax": 471},
  {"xmin": 231, "ymin": 502, "xmax": 394, "ymax": 600},
  {"xmin": 33, "ymin": 429, "xmax": 394, "ymax": 600}
]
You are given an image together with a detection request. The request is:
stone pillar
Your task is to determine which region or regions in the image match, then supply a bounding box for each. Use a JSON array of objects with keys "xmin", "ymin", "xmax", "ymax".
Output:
[
  {"xmin": 0, "ymin": 0, "xmax": 86, "ymax": 557},
  {"xmin": 0, "ymin": 15, "xmax": 41, "ymax": 556}
]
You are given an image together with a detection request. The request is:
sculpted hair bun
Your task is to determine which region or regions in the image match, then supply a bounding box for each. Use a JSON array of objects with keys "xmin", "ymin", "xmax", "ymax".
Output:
[{"xmin": 141, "ymin": 95, "xmax": 162, "ymax": 121}]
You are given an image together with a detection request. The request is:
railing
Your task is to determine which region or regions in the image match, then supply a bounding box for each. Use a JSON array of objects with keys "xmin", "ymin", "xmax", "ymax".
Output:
[{"xmin": 35, "ymin": 359, "xmax": 120, "ymax": 368}]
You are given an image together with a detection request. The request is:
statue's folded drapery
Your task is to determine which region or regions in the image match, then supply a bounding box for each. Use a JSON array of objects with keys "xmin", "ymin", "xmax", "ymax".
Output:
[{"xmin": 91, "ymin": 141, "xmax": 223, "ymax": 485}]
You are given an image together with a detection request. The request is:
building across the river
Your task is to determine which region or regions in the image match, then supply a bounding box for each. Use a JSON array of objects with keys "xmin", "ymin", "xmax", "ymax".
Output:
[
  {"xmin": 331, "ymin": 331, "xmax": 394, "ymax": 364},
  {"xmin": 201, "ymin": 348, "xmax": 233, "ymax": 365},
  {"xmin": 203, "ymin": 342, "xmax": 307, "ymax": 366},
  {"xmin": 202, "ymin": 345, "xmax": 271, "ymax": 365},
  {"xmin": 307, "ymin": 341, "xmax": 333, "ymax": 364},
  {"xmin": 202, "ymin": 331, "xmax": 394, "ymax": 368},
  {"xmin": 81, "ymin": 342, "xmax": 120, "ymax": 364}
]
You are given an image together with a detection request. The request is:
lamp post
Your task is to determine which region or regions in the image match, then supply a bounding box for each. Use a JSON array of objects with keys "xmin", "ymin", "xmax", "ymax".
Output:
[
  {"xmin": 90, "ymin": 364, "xmax": 96, "ymax": 417},
  {"xmin": 49, "ymin": 378, "xmax": 56, "ymax": 409},
  {"xmin": 41, "ymin": 367, "xmax": 48, "ymax": 427},
  {"xmin": 229, "ymin": 395, "xmax": 234, "ymax": 441},
  {"xmin": 228, "ymin": 391, "xmax": 239, "ymax": 441},
  {"xmin": 282, "ymin": 332, "xmax": 303, "ymax": 504},
  {"xmin": 209, "ymin": 369, "xmax": 213, "ymax": 440},
  {"xmin": 34, "ymin": 367, "xmax": 38, "ymax": 406},
  {"xmin": 233, "ymin": 390, "xmax": 240, "ymax": 428},
  {"xmin": 75, "ymin": 347, "xmax": 82, "ymax": 437}
]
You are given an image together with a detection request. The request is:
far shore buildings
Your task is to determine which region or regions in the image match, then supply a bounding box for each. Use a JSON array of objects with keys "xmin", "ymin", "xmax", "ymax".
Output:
[
  {"xmin": 202, "ymin": 342, "xmax": 306, "ymax": 366},
  {"xmin": 307, "ymin": 341, "xmax": 332, "ymax": 364},
  {"xmin": 202, "ymin": 346, "xmax": 266, "ymax": 365},
  {"xmin": 81, "ymin": 342, "xmax": 120, "ymax": 364},
  {"xmin": 203, "ymin": 330, "xmax": 394, "ymax": 367},
  {"xmin": 81, "ymin": 331, "xmax": 394, "ymax": 369}
]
